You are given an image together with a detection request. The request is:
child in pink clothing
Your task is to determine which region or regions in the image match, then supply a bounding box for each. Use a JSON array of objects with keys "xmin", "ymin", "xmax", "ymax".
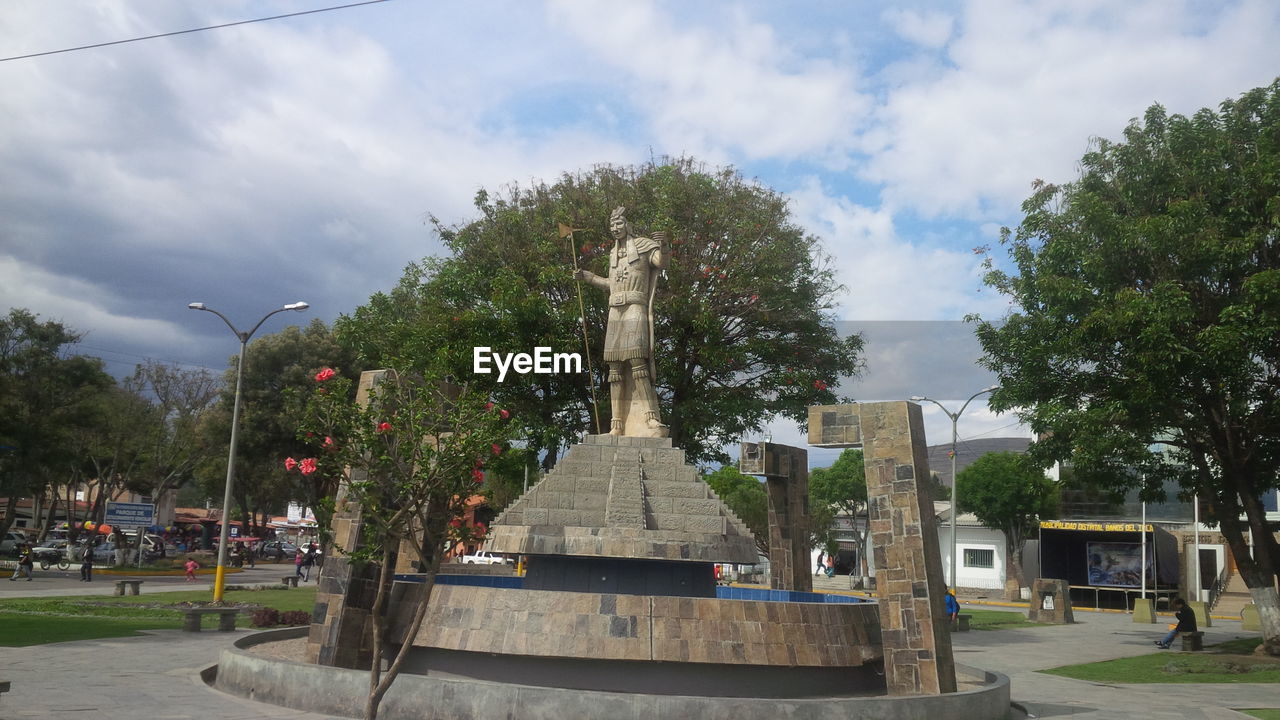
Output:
[{"xmin": 184, "ymin": 558, "xmax": 199, "ymax": 582}]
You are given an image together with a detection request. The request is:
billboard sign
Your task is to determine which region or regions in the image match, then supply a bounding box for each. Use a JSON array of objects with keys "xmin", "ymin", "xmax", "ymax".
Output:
[{"xmin": 104, "ymin": 501, "xmax": 156, "ymax": 530}]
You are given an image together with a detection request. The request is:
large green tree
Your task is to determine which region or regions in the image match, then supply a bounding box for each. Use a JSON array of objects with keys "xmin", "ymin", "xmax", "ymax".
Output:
[
  {"xmin": 955, "ymin": 452, "xmax": 1058, "ymax": 595},
  {"xmin": 339, "ymin": 158, "xmax": 863, "ymax": 470},
  {"xmin": 0, "ymin": 308, "xmax": 112, "ymax": 540},
  {"xmin": 973, "ymin": 80, "xmax": 1280, "ymax": 652},
  {"xmin": 704, "ymin": 465, "xmax": 769, "ymax": 557},
  {"xmin": 198, "ymin": 319, "xmax": 360, "ymax": 538}
]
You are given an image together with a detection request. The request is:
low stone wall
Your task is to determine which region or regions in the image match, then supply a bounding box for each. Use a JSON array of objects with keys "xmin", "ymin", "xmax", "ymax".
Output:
[
  {"xmin": 399, "ymin": 584, "xmax": 882, "ymax": 667},
  {"xmin": 214, "ymin": 628, "xmax": 1013, "ymax": 720}
]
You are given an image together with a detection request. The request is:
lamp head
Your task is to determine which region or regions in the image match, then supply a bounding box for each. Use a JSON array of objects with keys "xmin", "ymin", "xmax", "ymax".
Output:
[
  {"xmin": 187, "ymin": 302, "xmax": 206, "ymax": 310},
  {"xmin": 909, "ymin": 395, "xmax": 925, "ymax": 402},
  {"xmin": 284, "ymin": 302, "xmax": 309, "ymax": 311}
]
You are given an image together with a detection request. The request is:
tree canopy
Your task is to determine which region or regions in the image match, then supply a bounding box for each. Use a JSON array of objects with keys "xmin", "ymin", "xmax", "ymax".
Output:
[
  {"xmin": 809, "ymin": 448, "xmax": 869, "ymax": 575},
  {"xmin": 955, "ymin": 451, "xmax": 1058, "ymax": 591},
  {"xmin": 0, "ymin": 308, "xmax": 112, "ymax": 538},
  {"xmin": 973, "ymin": 79, "xmax": 1280, "ymax": 651},
  {"xmin": 338, "ymin": 158, "xmax": 863, "ymax": 470}
]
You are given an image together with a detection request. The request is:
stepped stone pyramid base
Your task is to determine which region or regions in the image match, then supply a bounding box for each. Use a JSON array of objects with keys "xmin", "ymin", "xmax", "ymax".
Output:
[{"xmin": 487, "ymin": 434, "xmax": 758, "ymax": 565}]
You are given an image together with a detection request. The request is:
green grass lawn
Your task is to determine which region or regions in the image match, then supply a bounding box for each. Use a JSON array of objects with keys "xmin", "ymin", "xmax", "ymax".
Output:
[
  {"xmin": 0, "ymin": 586, "xmax": 317, "ymax": 646},
  {"xmin": 965, "ymin": 608, "xmax": 1040, "ymax": 630},
  {"xmin": 1239, "ymin": 710, "xmax": 1280, "ymax": 719},
  {"xmin": 1042, "ymin": 638, "xmax": 1280, "ymax": 684}
]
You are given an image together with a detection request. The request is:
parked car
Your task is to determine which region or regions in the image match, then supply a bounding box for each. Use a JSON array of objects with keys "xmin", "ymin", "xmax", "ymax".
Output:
[
  {"xmin": 91, "ymin": 542, "xmax": 138, "ymax": 566},
  {"xmin": 30, "ymin": 539, "xmax": 68, "ymax": 562},
  {"xmin": 2, "ymin": 530, "xmax": 29, "ymax": 555},
  {"xmin": 258, "ymin": 541, "xmax": 299, "ymax": 561},
  {"xmin": 460, "ymin": 551, "xmax": 511, "ymax": 565}
]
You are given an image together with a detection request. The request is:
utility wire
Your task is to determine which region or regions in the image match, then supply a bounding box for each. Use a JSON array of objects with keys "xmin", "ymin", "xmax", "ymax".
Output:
[{"xmin": 0, "ymin": 0, "xmax": 393, "ymax": 63}]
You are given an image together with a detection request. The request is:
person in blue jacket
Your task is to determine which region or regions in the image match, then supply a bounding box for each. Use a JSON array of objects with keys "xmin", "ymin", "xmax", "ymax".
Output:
[{"xmin": 945, "ymin": 586, "xmax": 960, "ymax": 628}]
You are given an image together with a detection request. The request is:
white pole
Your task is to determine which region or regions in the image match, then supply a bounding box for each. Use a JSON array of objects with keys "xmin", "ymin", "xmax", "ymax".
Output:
[
  {"xmin": 1193, "ymin": 495, "xmax": 1201, "ymax": 603},
  {"xmin": 1140, "ymin": 501, "xmax": 1147, "ymax": 601}
]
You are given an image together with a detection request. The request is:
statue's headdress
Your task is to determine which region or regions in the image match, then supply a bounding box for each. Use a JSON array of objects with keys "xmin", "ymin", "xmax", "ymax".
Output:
[{"xmin": 610, "ymin": 206, "xmax": 627, "ymax": 223}]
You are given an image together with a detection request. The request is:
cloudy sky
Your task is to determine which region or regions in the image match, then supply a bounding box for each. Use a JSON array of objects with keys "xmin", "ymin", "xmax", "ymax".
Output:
[{"xmin": 2, "ymin": 0, "xmax": 1277, "ymax": 460}]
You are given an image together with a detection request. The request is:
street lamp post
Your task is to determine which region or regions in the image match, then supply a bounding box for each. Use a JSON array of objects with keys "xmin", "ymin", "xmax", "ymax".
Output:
[
  {"xmin": 909, "ymin": 385, "xmax": 998, "ymax": 589},
  {"xmin": 189, "ymin": 301, "xmax": 308, "ymax": 602}
]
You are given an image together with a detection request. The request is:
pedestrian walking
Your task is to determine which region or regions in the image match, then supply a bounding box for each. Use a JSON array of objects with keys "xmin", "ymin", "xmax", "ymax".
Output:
[
  {"xmin": 184, "ymin": 557, "xmax": 199, "ymax": 582},
  {"xmin": 295, "ymin": 548, "xmax": 305, "ymax": 580},
  {"xmin": 824, "ymin": 553, "xmax": 835, "ymax": 578},
  {"xmin": 945, "ymin": 586, "xmax": 960, "ymax": 628},
  {"xmin": 9, "ymin": 544, "xmax": 34, "ymax": 581},
  {"xmin": 302, "ymin": 544, "xmax": 317, "ymax": 581},
  {"xmin": 80, "ymin": 543, "xmax": 94, "ymax": 582},
  {"xmin": 1156, "ymin": 597, "xmax": 1197, "ymax": 649},
  {"xmin": 815, "ymin": 551, "xmax": 825, "ymax": 576}
]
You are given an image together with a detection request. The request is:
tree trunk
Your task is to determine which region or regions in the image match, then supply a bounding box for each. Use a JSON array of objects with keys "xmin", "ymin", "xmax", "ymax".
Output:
[
  {"xmin": 1250, "ymin": 585, "xmax": 1280, "ymax": 657},
  {"xmin": 1005, "ymin": 532, "xmax": 1026, "ymax": 601}
]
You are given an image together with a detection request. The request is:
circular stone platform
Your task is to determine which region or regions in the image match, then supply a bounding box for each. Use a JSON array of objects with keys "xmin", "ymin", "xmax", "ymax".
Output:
[{"xmin": 214, "ymin": 628, "xmax": 1012, "ymax": 720}]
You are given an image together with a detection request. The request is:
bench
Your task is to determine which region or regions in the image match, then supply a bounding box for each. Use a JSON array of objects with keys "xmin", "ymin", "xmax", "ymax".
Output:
[
  {"xmin": 179, "ymin": 607, "xmax": 240, "ymax": 632},
  {"xmin": 1181, "ymin": 631, "xmax": 1204, "ymax": 652},
  {"xmin": 281, "ymin": 576, "xmax": 298, "ymax": 588},
  {"xmin": 113, "ymin": 580, "xmax": 144, "ymax": 596}
]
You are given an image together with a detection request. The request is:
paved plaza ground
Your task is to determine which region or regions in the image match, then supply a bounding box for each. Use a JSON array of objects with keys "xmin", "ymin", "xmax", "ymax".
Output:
[{"xmin": 0, "ymin": 567, "xmax": 1272, "ymax": 719}]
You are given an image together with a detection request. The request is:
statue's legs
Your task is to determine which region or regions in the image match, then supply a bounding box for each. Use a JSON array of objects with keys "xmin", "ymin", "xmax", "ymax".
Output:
[
  {"xmin": 607, "ymin": 362, "xmax": 625, "ymax": 435},
  {"xmin": 631, "ymin": 362, "xmax": 668, "ymax": 435}
]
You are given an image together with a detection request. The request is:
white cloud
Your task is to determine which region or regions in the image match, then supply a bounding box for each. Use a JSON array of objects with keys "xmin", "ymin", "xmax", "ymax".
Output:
[
  {"xmin": 882, "ymin": 8, "xmax": 954, "ymax": 49},
  {"xmin": 548, "ymin": 1, "xmax": 869, "ymax": 162},
  {"xmin": 862, "ymin": 0, "xmax": 1280, "ymax": 219},
  {"xmin": 787, "ymin": 179, "xmax": 1004, "ymax": 321}
]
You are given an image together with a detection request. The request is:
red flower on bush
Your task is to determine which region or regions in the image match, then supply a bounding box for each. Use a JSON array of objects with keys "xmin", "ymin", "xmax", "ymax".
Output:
[
  {"xmin": 376, "ymin": 421, "xmax": 392, "ymax": 433},
  {"xmin": 474, "ymin": 523, "xmax": 487, "ymax": 537},
  {"xmin": 449, "ymin": 517, "xmax": 462, "ymax": 528},
  {"xmin": 491, "ymin": 443, "xmax": 502, "ymax": 456},
  {"xmin": 499, "ymin": 409, "xmax": 510, "ymax": 419},
  {"xmin": 813, "ymin": 380, "xmax": 828, "ymax": 391},
  {"xmin": 485, "ymin": 402, "xmax": 495, "ymax": 411},
  {"xmin": 322, "ymin": 436, "xmax": 334, "ymax": 448},
  {"xmin": 472, "ymin": 468, "xmax": 485, "ymax": 484},
  {"xmin": 299, "ymin": 458, "xmax": 317, "ymax": 475},
  {"xmin": 284, "ymin": 457, "xmax": 298, "ymax": 472},
  {"xmin": 314, "ymin": 367, "xmax": 336, "ymax": 382}
]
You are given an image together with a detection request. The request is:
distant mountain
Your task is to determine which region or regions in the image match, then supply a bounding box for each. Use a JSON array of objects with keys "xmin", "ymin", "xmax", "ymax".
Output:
[{"xmin": 926, "ymin": 437, "xmax": 1031, "ymax": 486}]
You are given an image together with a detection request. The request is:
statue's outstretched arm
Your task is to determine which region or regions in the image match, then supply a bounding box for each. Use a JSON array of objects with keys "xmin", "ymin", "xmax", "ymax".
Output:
[{"xmin": 573, "ymin": 268, "xmax": 609, "ymax": 291}]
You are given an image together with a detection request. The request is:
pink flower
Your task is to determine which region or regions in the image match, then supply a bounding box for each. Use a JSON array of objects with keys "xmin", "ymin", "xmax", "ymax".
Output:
[
  {"xmin": 284, "ymin": 457, "xmax": 298, "ymax": 472},
  {"xmin": 449, "ymin": 517, "xmax": 462, "ymax": 528},
  {"xmin": 314, "ymin": 368, "xmax": 336, "ymax": 382},
  {"xmin": 813, "ymin": 380, "xmax": 828, "ymax": 391},
  {"xmin": 485, "ymin": 402, "xmax": 495, "ymax": 411},
  {"xmin": 499, "ymin": 409, "xmax": 510, "ymax": 419},
  {"xmin": 472, "ymin": 468, "xmax": 485, "ymax": 484},
  {"xmin": 491, "ymin": 443, "xmax": 502, "ymax": 456},
  {"xmin": 299, "ymin": 458, "xmax": 318, "ymax": 475},
  {"xmin": 322, "ymin": 436, "xmax": 334, "ymax": 448},
  {"xmin": 376, "ymin": 421, "xmax": 392, "ymax": 433}
]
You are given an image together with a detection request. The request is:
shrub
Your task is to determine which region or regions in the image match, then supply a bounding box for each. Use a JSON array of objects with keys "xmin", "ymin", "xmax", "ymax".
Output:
[
  {"xmin": 250, "ymin": 608, "xmax": 280, "ymax": 628},
  {"xmin": 280, "ymin": 610, "xmax": 311, "ymax": 626}
]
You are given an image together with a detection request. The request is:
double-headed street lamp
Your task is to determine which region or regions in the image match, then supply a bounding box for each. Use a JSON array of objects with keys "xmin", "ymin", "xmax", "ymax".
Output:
[
  {"xmin": 189, "ymin": 301, "xmax": 309, "ymax": 602},
  {"xmin": 910, "ymin": 385, "xmax": 998, "ymax": 589}
]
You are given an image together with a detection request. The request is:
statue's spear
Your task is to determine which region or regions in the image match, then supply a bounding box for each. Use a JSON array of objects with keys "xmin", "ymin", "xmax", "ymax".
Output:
[{"xmin": 560, "ymin": 222, "xmax": 602, "ymax": 435}]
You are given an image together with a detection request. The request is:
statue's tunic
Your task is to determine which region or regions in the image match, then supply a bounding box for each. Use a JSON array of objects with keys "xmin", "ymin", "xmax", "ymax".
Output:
[{"xmin": 603, "ymin": 235, "xmax": 659, "ymax": 363}]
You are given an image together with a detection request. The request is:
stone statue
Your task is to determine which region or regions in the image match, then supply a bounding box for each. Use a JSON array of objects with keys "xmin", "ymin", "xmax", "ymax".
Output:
[{"xmin": 573, "ymin": 207, "xmax": 669, "ymax": 437}]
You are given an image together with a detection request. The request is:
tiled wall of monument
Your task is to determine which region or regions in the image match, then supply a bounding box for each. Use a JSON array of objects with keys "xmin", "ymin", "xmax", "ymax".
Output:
[
  {"xmin": 742, "ymin": 442, "xmax": 812, "ymax": 592},
  {"xmin": 808, "ymin": 402, "xmax": 957, "ymax": 696},
  {"xmin": 305, "ymin": 369, "xmax": 391, "ymax": 669},
  {"xmin": 487, "ymin": 435, "xmax": 757, "ymax": 564},
  {"xmin": 401, "ymin": 584, "xmax": 882, "ymax": 668}
]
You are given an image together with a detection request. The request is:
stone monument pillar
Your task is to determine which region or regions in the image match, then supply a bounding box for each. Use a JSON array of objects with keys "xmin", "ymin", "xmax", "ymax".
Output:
[
  {"xmin": 305, "ymin": 369, "xmax": 397, "ymax": 669},
  {"xmin": 739, "ymin": 441, "xmax": 812, "ymax": 592},
  {"xmin": 809, "ymin": 401, "xmax": 957, "ymax": 696}
]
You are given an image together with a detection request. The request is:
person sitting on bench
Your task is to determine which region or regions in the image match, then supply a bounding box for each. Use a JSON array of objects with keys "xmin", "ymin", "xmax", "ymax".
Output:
[{"xmin": 1156, "ymin": 597, "xmax": 1196, "ymax": 649}]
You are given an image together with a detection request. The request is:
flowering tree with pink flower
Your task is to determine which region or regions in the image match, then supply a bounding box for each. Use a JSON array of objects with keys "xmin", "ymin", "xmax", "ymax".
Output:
[{"xmin": 290, "ymin": 367, "xmax": 513, "ymax": 720}]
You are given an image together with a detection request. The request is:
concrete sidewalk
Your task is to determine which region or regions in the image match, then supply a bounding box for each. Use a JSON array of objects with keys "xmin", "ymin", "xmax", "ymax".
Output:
[{"xmin": 1, "ymin": 578, "xmax": 1273, "ymax": 719}]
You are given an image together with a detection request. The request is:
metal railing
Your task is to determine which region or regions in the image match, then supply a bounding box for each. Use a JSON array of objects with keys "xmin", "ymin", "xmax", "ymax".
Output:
[{"xmin": 1207, "ymin": 563, "xmax": 1231, "ymax": 611}]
